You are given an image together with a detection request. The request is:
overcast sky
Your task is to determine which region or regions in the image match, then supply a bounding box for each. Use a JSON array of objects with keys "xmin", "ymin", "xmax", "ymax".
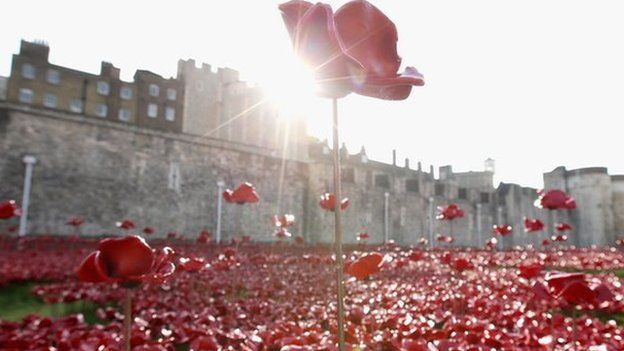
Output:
[{"xmin": 2, "ymin": 0, "xmax": 623, "ymax": 188}]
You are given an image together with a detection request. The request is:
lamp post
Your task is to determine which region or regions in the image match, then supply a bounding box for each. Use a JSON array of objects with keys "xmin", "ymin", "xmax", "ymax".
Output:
[
  {"xmin": 19, "ymin": 155, "xmax": 37, "ymax": 236},
  {"xmin": 476, "ymin": 203, "xmax": 482, "ymax": 247},
  {"xmin": 383, "ymin": 192, "xmax": 389, "ymax": 243},
  {"xmin": 428, "ymin": 197, "xmax": 434, "ymax": 248},
  {"xmin": 216, "ymin": 180, "xmax": 225, "ymax": 244}
]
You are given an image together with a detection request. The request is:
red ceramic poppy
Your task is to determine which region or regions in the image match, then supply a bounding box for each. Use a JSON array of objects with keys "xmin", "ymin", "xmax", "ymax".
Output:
[
  {"xmin": 0, "ymin": 200, "xmax": 19, "ymax": 220},
  {"xmin": 65, "ymin": 217, "xmax": 84, "ymax": 227},
  {"xmin": 445, "ymin": 236, "xmax": 455, "ymax": 244},
  {"xmin": 545, "ymin": 272, "xmax": 586, "ymax": 296},
  {"xmin": 223, "ymin": 182, "xmax": 260, "ymax": 205},
  {"xmin": 178, "ymin": 257, "xmax": 207, "ymax": 273},
  {"xmin": 116, "ymin": 219, "xmax": 135, "ymax": 230},
  {"xmin": 436, "ymin": 204, "xmax": 464, "ymax": 221},
  {"xmin": 518, "ymin": 262, "xmax": 543, "ymax": 279},
  {"xmin": 346, "ymin": 252, "xmax": 383, "ymax": 280},
  {"xmin": 295, "ymin": 235, "xmax": 305, "ymax": 244},
  {"xmin": 541, "ymin": 239, "xmax": 550, "ymax": 246},
  {"xmin": 319, "ymin": 193, "xmax": 349, "ymax": 211},
  {"xmin": 558, "ymin": 280, "xmax": 598, "ymax": 306},
  {"xmin": 534, "ymin": 189, "xmax": 576, "ymax": 210},
  {"xmin": 556, "ymin": 222, "xmax": 572, "ymax": 232},
  {"xmin": 492, "ymin": 224, "xmax": 512, "ymax": 236},
  {"xmin": 273, "ymin": 214, "xmax": 296, "ymax": 228},
  {"xmin": 167, "ymin": 232, "xmax": 177, "ymax": 239},
  {"xmin": 197, "ymin": 230, "xmax": 211, "ymax": 244},
  {"xmin": 436, "ymin": 234, "xmax": 447, "ymax": 242},
  {"xmin": 357, "ymin": 232, "xmax": 369, "ymax": 241},
  {"xmin": 450, "ymin": 258, "xmax": 473, "ymax": 272},
  {"xmin": 523, "ymin": 217, "xmax": 544, "ymax": 233},
  {"xmin": 77, "ymin": 235, "xmax": 175, "ymax": 286},
  {"xmin": 551, "ymin": 234, "xmax": 568, "ymax": 242},
  {"xmin": 485, "ymin": 237, "xmax": 498, "ymax": 250},
  {"xmin": 279, "ymin": 0, "xmax": 424, "ymax": 100},
  {"xmin": 142, "ymin": 227, "xmax": 155, "ymax": 235}
]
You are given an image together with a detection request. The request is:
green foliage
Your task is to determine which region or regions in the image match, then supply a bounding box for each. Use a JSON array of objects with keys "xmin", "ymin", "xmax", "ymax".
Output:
[{"xmin": 0, "ymin": 282, "xmax": 100, "ymax": 323}]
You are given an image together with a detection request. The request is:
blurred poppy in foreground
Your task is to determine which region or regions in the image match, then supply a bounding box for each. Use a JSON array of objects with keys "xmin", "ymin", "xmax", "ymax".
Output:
[
  {"xmin": 346, "ymin": 252, "xmax": 383, "ymax": 280},
  {"xmin": 0, "ymin": 200, "xmax": 19, "ymax": 220},
  {"xmin": 534, "ymin": 189, "xmax": 576, "ymax": 210},
  {"xmin": 77, "ymin": 235, "xmax": 175, "ymax": 286}
]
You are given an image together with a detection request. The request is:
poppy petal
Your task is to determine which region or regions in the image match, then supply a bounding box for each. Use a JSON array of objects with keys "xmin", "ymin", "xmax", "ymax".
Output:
[
  {"xmin": 97, "ymin": 236, "xmax": 154, "ymax": 279},
  {"xmin": 77, "ymin": 251, "xmax": 109, "ymax": 283}
]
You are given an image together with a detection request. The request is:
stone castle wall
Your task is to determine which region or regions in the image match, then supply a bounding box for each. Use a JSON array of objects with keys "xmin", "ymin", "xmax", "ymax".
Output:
[{"xmin": 0, "ymin": 103, "xmax": 620, "ymax": 246}]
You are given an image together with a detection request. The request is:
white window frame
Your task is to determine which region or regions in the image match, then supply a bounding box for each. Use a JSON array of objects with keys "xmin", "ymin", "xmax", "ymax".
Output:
[
  {"xmin": 43, "ymin": 93, "xmax": 57, "ymax": 108},
  {"xmin": 18, "ymin": 88, "xmax": 34, "ymax": 104},
  {"xmin": 148, "ymin": 84, "xmax": 160, "ymax": 97},
  {"xmin": 165, "ymin": 107, "xmax": 175, "ymax": 121},
  {"xmin": 69, "ymin": 99, "xmax": 83, "ymax": 113},
  {"xmin": 95, "ymin": 104, "xmax": 108, "ymax": 117},
  {"xmin": 46, "ymin": 69, "xmax": 60, "ymax": 85},
  {"xmin": 21, "ymin": 64, "xmax": 36, "ymax": 79},
  {"xmin": 97, "ymin": 81, "xmax": 110, "ymax": 96},
  {"xmin": 118, "ymin": 108, "xmax": 131, "ymax": 122},
  {"xmin": 168, "ymin": 162, "xmax": 181, "ymax": 193},
  {"xmin": 166, "ymin": 88, "xmax": 177, "ymax": 101},
  {"xmin": 120, "ymin": 86, "xmax": 133, "ymax": 100},
  {"xmin": 147, "ymin": 103, "xmax": 158, "ymax": 118}
]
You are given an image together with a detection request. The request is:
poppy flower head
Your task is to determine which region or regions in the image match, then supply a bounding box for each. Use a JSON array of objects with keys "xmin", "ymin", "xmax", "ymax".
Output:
[
  {"xmin": 436, "ymin": 234, "xmax": 447, "ymax": 242},
  {"xmin": 65, "ymin": 217, "xmax": 84, "ymax": 227},
  {"xmin": 77, "ymin": 235, "xmax": 175, "ymax": 286},
  {"xmin": 492, "ymin": 224, "xmax": 512, "ymax": 236},
  {"xmin": 556, "ymin": 222, "xmax": 573, "ymax": 232},
  {"xmin": 115, "ymin": 219, "xmax": 135, "ymax": 230},
  {"xmin": 518, "ymin": 262, "xmax": 543, "ymax": 279},
  {"xmin": 197, "ymin": 230, "xmax": 211, "ymax": 244},
  {"xmin": 223, "ymin": 182, "xmax": 260, "ymax": 205},
  {"xmin": 545, "ymin": 272, "xmax": 586, "ymax": 296},
  {"xmin": 485, "ymin": 237, "xmax": 498, "ymax": 250},
  {"xmin": 273, "ymin": 214, "xmax": 296, "ymax": 228},
  {"xmin": 319, "ymin": 193, "xmax": 349, "ymax": 211},
  {"xmin": 523, "ymin": 217, "xmax": 544, "ymax": 233},
  {"xmin": 294, "ymin": 235, "xmax": 305, "ymax": 244},
  {"xmin": 356, "ymin": 232, "xmax": 369, "ymax": 241},
  {"xmin": 142, "ymin": 227, "xmax": 155, "ymax": 235},
  {"xmin": 346, "ymin": 252, "xmax": 383, "ymax": 280},
  {"xmin": 534, "ymin": 189, "xmax": 576, "ymax": 210},
  {"xmin": 0, "ymin": 200, "xmax": 19, "ymax": 220},
  {"xmin": 279, "ymin": 0, "xmax": 424, "ymax": 100},
  {"xmin": 178, "ymin": 256, "xmax": 207, "ymax": 273},
  {"xmin": 551, "ymin": 234, "xmax": 568, "ymax": 242},
  {"xmin": 450, "ymin": 257, "xmax": 473, "ymax": 272},
  {"xmin": 436, "ymin": 204, "xmax": 464, "ymax": 221}
]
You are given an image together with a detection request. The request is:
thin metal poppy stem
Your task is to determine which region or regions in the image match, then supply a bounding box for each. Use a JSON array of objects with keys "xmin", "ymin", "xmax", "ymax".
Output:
[
  {"xmin": 123, "ymin": 288, "xmax": 132, "ymax": 351},
  {"xmin": 331, "ymin": 97, "xmax": 346, "ymax": 351}
]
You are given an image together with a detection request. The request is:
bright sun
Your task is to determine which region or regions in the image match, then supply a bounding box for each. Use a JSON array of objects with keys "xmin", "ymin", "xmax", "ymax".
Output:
[{"xmin": 263, "ymin": 58, "xmax": 318, "ymax": 120}]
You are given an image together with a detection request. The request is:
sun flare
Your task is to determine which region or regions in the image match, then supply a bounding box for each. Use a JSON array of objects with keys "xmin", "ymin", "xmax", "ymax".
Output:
[{"xmin": 263, "ymin": 59, "xmax": 318, "ymax": 120}]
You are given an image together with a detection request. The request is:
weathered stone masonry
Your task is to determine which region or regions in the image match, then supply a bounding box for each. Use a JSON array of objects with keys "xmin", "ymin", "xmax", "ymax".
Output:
[{"xmin": 1, "ymin": 103, "xmax": 622, "ymax": 246}]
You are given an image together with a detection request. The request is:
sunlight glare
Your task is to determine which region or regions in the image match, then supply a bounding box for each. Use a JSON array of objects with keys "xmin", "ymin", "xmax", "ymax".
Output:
[{"xmin": 264, "ymin": 58, "xmax": 318, "ymax": 120}]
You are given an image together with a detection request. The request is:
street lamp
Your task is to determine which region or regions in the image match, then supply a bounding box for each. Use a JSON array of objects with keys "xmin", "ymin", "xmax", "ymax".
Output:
[
  {"xmin": 19, "ymin": 155, "xmax": 37, "ymax": 236},
  {"xmin": 216, "ymin": 180, "xmax": 225, "ymax": 244}
]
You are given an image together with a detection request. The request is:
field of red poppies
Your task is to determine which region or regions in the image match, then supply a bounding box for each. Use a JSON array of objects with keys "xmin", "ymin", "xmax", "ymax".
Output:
[{"xmin": 1, "ymin": 234, "xmax": 624, "ymax": 351}]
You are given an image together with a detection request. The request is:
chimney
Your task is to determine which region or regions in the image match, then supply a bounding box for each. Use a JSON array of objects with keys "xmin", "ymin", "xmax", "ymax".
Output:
[
  {"xmin": 405, "ymin": 158, "xmax": 410, "ymax": 169},
  {"xmin": 429, "ymin": 165, "xmax": 434, "ymax": 177},
  {"xmin": 100, "ymin": 62, "xmax": 120, "ymax": 79},
  {"xmin": 417, "ymin": 161, "xmax": 422, "ymax": 171},
  {"xmin": 392, "ymin": 149, "xmax": 397, "ymax": 166}
]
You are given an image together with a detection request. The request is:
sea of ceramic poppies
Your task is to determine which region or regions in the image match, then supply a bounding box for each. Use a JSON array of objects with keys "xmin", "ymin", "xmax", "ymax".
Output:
[{"xmin": 1, "ymin": 233, "xmax": 624, "ymax": 351}]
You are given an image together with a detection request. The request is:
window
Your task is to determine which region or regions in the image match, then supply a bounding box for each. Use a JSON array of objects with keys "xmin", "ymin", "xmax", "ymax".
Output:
[
  {"xmin": 43, "ymin": 93, "xmax": 57, "ymax": 108},
  {"xmin": 149, "ymin": 84, "xmax": 160, "ymax": 97},
  {"xmin": 95, "ymin": 104, "xmax": 108, "ymax": 117},
  {"xmin": 165, "ymin": 107, "xmax": 175, "ymax": 121},
  {"xmin": 97, "ymin": 81, "xmax": 110, "ymax": 95},
  {"xmin": 458, "ymin": 188, "xmax": 467, "ymax": 200},
  {"xmin": 46, "ymin": 69, "xmax": 60, "ymax": 85},
  {"xmin": 435, "ymin": 184, "xmax": 445, "ymax": 196},
  {"xmin": 69, "ymin": 99, "xmax": 83, "ymax": 113},
  {"xmin": 120, "ymin": 86, "xmax": 133, "ymax": 100},
  {"xmin": 147, "ymin": 103, "xmax": 158, "ymax": 118},
  {"xmin": 374, "ymin": 174, "xmax": 390, "ymax": 188},
  {"xmin": 21, "ymin": 64, "xmax": 35, "ymax": 79},
  {"xmin": 167, "ymin": 88, "xmax": 177, "ymax": 101},
  {"xmin": 342, "ymin": 168, "xmax": 355, "ymax": 183},
  {"xmin": 118, "ymin": 109, "xmax": 131, "ymax": 122},
  {"xmin": 480, "ymin": 192, "xmax": 490, "ymax": 203},
  {"xmin": 406, "ymin": 179, "xmax": 420, "ymax": 193},
  {"xmin": 18, "ymin": 88, "xmax": 34, "ymax": 103}
]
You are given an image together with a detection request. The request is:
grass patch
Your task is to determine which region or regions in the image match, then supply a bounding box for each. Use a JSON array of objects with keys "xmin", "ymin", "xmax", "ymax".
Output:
[{"xmin": 0, "ymin": 282, "xmax": 101, "ymax": 323}]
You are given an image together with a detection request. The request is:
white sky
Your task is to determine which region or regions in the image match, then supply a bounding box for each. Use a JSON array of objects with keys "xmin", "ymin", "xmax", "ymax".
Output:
[{"xmin": 2, "ymin": 0, "xmax": 623, "ymax": 188}]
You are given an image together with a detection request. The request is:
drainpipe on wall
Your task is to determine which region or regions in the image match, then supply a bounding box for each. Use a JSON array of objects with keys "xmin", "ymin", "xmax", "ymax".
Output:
[
  {"xmin": 216, "ymin": 180, "xmax": 225, "ymax": 244},
  {"xmin": 497, "ymin": 206, "xmax": 503, "ymax": 250},
  {"xmin": 476, "ymin": 203, "xmax": 482, "ymax": 247},
  {"xmin": 19, "ymin": 155, "xmax": 37, "ymax": 236},
  {"xmin": 428, "ymin": 197, "xmax": 434, "ymax": 248}
]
